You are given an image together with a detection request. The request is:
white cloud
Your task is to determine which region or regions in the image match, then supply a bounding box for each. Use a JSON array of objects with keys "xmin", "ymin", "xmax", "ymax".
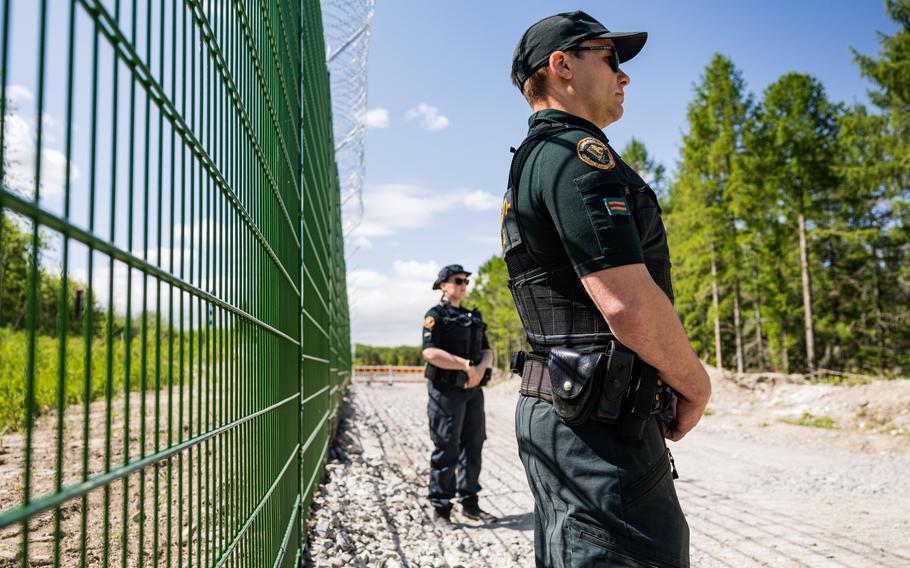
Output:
[
  {"xmin": 6, "ymin": 84, "xmax": 33, "ymax": 105},
  {"xmin": 345, "ymin": 183, "xmax": 502, "ymax": 243},
  {"xmin": 468, "ymin": 234, "xmax": 502, "ymax": 246},
  {"xmin": 363, "ymin": 107, "xmax": 389, "ymax": 128},
  {"xmin": 348, "ymin": 259, "xmax": 443, "ymax": 345},
  {"xmin": 352, "ymin": 236, "xmax": 373, "ymax": 250},
  {"xmin": 4, "ymin": 85, "xmax": 80, "ymax": 201},
  {"xmin": 461, "ymin": 189, "xmax": 501, "ymax": 211},
  {"xmin": 351, "ymin": 183, "xmax": 453, "ymax": 238},
  {"xmin": 405, "ymin": 103, "xmax": 449, "ymax": 131}
]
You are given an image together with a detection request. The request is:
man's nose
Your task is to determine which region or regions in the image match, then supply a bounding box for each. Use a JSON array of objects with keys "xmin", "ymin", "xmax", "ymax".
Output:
[{"xmin": 618, "ymin": 69, "xmax": 631, "ymax": 86}]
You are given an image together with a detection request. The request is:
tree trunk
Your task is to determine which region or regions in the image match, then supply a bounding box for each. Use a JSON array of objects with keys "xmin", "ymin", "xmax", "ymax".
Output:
[
  {"xmin": 710, "ymin": 246, "xmax": 723, "ymax": 370},
  {"xmin": 777, "ymin": 260, "xmax": 789, "ymax": 373},
  {"xmin": 726, "ymin": 203, "xmax": 745, "ymax": 374},
  {"xmin": 753, "ymin": 263, "xmax": 765, "ymax": 370},
  {"xmin": 780, "ymin": 327, "xmax": 789, "ymax": 373},
  {"xmin": 733, "ymin": 277, "xmax": 744, "ymax": 374},
  {"xmin": 872, "ymin": 246, "xmax": 886, "ymax": 378},
  {"xmin": 797, "ymin": 207, "xmax": 816, "ymax": 374}
]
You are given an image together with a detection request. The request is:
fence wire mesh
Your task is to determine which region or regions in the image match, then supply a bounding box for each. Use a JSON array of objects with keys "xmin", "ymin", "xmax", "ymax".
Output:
[{"xmin": 0, "ymin": 0, "xmax": 351, "ymax": 565}]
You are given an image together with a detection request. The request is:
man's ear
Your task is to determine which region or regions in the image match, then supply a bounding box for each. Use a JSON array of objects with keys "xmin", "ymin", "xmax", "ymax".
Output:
[{"xmin": 548, "ymin": 51, "xmax": 573, "ymax": 81}]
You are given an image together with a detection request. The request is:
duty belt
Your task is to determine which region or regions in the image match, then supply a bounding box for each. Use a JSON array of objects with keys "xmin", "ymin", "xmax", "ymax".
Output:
[{"xmin": 511, "ymin": 349, "xmax": 670, "ymax": 416}]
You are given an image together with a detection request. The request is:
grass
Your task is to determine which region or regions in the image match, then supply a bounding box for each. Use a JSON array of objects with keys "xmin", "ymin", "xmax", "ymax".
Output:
[
  {"xmin": 811, "ymin": 373, "xmax": 868, "ymax": 386},
  {"xmin": 0, "ymin": 325, "xmax": 231, "ymax": 434},
  {"xmin": 781, "ymin": 412, "xmax": 837, "ymax": 429}
]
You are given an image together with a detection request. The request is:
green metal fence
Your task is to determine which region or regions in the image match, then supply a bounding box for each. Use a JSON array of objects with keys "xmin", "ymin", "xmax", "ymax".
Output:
[{"xmin": 0, "ymin": 0, "xmax": 350, "ymax": 565}]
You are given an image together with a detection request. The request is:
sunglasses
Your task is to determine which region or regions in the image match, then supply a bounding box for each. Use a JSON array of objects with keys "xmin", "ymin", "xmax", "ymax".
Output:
[
  {"xmin": 449, "ymin": 277, "xmax": 470, "ymax": 286},
  {"xmin": 567, "ymin": 45, "xmax": 620, "ymax": 73}
]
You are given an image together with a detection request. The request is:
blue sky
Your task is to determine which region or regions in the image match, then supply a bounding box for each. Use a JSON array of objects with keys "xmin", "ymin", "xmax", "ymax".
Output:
[
  {"xmin": 2, "ymin": 2, "xmax": 896, "ymax": 347},
  {"xmin": 347, "ymin": 0, "xmax": 898, "ymax": 345}
]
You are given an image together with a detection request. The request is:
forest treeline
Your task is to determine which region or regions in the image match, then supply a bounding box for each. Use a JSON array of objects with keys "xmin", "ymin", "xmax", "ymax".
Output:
[
  {"xmin": 1, "ymin": 211, "xmax": 109, "ymax": 336},
  {"xmin": 465, "ymin": 2, "xmax": 910, "ymax": 377},
  {"xmin": 353, "ymin": 344, "xmax": 424, "ymax": 366}
]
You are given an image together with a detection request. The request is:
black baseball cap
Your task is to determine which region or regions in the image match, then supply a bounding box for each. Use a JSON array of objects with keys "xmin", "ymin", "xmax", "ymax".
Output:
[
  {"xmin": 512, "ymin": 11, "xmax": 647, "ymax": 90},
  {"xmin": 433, "ymin": 264, "xmax": 471, "ymax": 290}
]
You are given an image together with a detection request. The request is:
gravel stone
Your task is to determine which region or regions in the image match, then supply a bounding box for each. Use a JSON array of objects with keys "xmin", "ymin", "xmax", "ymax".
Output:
[{"xmin": 302, "ymin": 374, "xmax": 910, "ymax": 568}]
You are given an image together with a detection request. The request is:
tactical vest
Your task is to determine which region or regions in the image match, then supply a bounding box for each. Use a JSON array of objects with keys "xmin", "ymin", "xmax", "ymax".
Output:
[
  {"xmin": 434, "ymin": 302, "xmax": 486, "ymax": 360},
  {"xmin": 501, "ymin": 123, "xmax": 674, "ymax": 352},
  {"xmin": 425, "ymin": 302, "xmax": 487, "ymax": 385}
]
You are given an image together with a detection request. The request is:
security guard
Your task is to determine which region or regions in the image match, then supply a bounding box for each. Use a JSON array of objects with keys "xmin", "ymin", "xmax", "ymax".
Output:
[
  {"xmin": 504, "ymin": 12, "xmax": 711, "ymax": 567},
  {"xmin": 422, "ymin": 264, "xmax": 497, "ymax": 524}
]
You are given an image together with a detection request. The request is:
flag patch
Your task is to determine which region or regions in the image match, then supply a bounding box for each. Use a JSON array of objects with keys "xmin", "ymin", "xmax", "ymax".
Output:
[{"xmin": 604, "ymin": 197, "xmax": 630, "ymax": 215}]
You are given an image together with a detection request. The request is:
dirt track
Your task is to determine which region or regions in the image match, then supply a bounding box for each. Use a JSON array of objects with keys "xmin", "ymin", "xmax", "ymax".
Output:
[{"xmin": 305, "ymin": 375, "xmax": 910, "ymax": 567}]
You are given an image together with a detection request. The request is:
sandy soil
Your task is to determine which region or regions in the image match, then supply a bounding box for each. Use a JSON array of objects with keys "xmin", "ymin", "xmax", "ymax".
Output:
[{"xmin": 0, "ymin": 380, "xmax": 242, "ymax": 567}]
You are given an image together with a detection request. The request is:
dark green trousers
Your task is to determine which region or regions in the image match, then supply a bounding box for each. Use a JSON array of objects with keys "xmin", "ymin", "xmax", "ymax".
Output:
[
  {"xmin": 516, "ymin": 395, "xmax": 689, "ymax": 568},
  {"xmin": 427, "ymin": 381, "xmax": 486, "ymax": 510}
]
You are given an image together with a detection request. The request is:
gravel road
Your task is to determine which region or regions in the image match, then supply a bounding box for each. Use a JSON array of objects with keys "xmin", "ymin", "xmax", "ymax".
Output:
[{"xmin": 304, "ymin": 378, "xmax": 910, "ymax": 567}]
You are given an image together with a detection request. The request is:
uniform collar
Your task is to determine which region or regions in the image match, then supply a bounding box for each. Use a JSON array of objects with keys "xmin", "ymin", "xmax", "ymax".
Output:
[
  {"xmin": 439, "ymin": 300, "xmax": 469, "ymax": 313},
  {"xmin": 527, "ymin": 109, "xmax": 609, "ymax": 142}
]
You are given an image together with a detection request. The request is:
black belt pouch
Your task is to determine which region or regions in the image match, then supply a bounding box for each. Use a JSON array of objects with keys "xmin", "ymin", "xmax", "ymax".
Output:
[
  {"xmin": 594, "ymin": 342, "xmax": 635, "ymax": 423},
  {"xmin": 548, "ymin": 347, "xmax": 607, "ymax": 426}
]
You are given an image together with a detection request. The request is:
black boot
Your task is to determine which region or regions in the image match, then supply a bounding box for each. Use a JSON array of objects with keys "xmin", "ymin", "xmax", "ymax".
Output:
[
  {"xmin": 460, "ymin": 500, "xmax": 498, "ymax": 523},
  {"xmin": 431, "ymin": 505, "xmax": 452, "ymax": 525}
]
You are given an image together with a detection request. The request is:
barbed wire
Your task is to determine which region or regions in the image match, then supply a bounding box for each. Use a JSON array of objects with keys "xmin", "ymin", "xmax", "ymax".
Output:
[{"xmin": 321, "ymin": 0, "xmax": 375, "ymax": 243}]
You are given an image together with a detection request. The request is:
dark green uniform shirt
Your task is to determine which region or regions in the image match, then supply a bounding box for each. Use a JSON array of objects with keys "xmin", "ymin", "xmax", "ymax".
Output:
[{"xmin": 516, "ymin": 109, "xmax": 646, "ymax": 276}]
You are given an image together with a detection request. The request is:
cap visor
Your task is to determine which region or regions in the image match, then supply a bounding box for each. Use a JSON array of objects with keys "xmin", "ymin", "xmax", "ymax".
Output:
[{"xmin": 590, "ymin": 31, "xmax": 647, "ymax": 63}]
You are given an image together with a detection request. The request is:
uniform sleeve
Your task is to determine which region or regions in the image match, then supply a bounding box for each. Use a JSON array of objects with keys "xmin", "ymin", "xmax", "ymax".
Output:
[
  {"xmin": 421, "ymin": 308, "xmax": 442, "ymax": 349},
  {"xmin": 536, "ymin": 134, "xmax": 644, "ymax": 277}
]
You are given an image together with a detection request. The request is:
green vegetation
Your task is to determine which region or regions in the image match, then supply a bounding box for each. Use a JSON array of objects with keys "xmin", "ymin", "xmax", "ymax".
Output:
[
  {"xmin": 0, "ymin": 325, "xmax": 209, "ymax": 433},
  {"xmin": 464, "ymin": 256, "xmax": 525, "ymax": 370},
  {"xmin": 466, "ymin": 3, "xmax": 910, "ymax": 379},
  {"xmin": 1, "ymin": 211, "xmax": 105, "ymax": 336},
  {"xmin": 353, "ymin": 344, "xmax": 424, "ymax": 366},
  {"xmin": 781, "ymin": 412, "xmax": 838, "ymax": 430},
  {"xmin": 811, "ymin": 372, "xmax": 869, "ymax": 386},
  {"xmin": 667, "ymin": 4, "xmax": 910, "ymax": 377}
]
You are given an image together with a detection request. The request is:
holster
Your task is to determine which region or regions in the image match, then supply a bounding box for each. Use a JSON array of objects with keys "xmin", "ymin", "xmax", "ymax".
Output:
[
  {"xmin": 528, "ymin": 341, "xmax": 662, "ymax": 440},
  {"xmin": 618, "ymin": 361, "xmax": 662, "ymax": 439},
  {"xmin": 596, "ymin": 343, "xmax": 635, "ymax": 423},
  {"xmin": 547, "ymin": 347, "xmax": 608, "ymax": 426}
]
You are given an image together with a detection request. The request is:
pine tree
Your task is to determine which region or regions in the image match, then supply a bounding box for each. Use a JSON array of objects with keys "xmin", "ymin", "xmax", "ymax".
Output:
[
  {"xmin": 850, "ymin": 0, "xmax": 910, "ymax": 375},
  {"xmin": 620, "ymin": 138, "xmax": 667, "ymax": 201},
  {"xmin": 746, "ymin": 74, "xmax": 840, "ymax": 374},
  {"xmin": 665, "ymin": 54, "xmax": 751, "ymax": 371}
]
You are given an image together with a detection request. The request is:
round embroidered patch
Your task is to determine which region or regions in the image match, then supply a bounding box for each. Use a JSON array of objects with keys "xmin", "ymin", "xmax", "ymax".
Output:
[
  {"xmin": 576, "ymin": 137, "xmax": 615, "ymax": 170},
  {"xmin": 423, "ymin": 316, "xmax": 436, "ymax": 329}
]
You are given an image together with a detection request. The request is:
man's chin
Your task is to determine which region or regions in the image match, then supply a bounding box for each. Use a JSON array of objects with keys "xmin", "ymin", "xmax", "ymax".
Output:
[{"xmin": 602, "ymin": 106, "xmax": 623, "ymax": 127}]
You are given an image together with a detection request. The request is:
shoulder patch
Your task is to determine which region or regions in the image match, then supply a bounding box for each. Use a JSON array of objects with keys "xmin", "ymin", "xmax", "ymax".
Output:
[
  {"xmin": 576, "ymin": 137, "xmax": 615, "ymax": 170},
  {"xmin": 423, "ymin": 316, "xmax": 436, "ymax": 329},
  {"xmin": 604, "ymin": 197, "xmax": 631, "ymax": 216}
]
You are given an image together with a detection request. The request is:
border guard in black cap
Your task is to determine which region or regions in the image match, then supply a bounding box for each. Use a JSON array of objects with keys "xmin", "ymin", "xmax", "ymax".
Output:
[
  {"xmin": 421, "ymin": 264, "xmax": 497, "ymax": 524},
  {"xmin": 503, "ymin": 11, "xmax": 712, "ymax": 567}
]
